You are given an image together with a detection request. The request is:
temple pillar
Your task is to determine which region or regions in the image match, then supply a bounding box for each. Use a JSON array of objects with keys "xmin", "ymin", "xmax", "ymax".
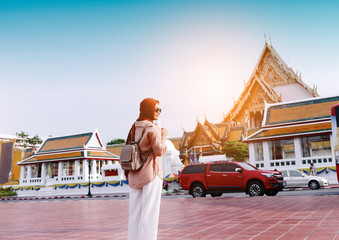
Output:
[
  {"xmin": 20, "ymin": 165, "xmax": 25, "ymax": 184},
  {"xmin": 294, "ymin": 138, "xmax": 302, "ymax": 165},
  {"xmin": 263, "ymin": 141, "xmax": 271, "ymax": 169},
  {"xmin": 58, "ymin": 162, "xmax": 63, "ymax": 177},
  {"xmin": 74, "ymin": 160, "xmax": 79, "ymax": 178},
  {"xmin": 92, "ymin": 160, "xmax": 97, "ymax": 175},
  {"xmin": 41, "ymin": 163, "xmax": 47, "ymax": 184},
  {"xmin": 27, "ymin": 165, "xmax": 32, "ymax": 180},
  {"xmin": 82, "ymin": 160, "xmax": 86, "ymax": 176}
]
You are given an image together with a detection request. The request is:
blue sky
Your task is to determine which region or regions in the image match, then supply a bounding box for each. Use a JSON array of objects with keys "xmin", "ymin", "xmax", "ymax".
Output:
[{"xmin": 1, "ymin": 0, "xmax": 339, "ymax": 143}]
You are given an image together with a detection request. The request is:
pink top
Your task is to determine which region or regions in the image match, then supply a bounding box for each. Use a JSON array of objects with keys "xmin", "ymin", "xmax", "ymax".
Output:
[{"xmin": 128, "ymin": 120, "xmax": 167, "ymax": 189}]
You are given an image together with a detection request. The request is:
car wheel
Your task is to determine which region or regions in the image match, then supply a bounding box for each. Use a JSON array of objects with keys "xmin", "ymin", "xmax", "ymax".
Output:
[
  {"xmin": 191, "ymin": 183, "xmax": 206, "ymax": 198},
  {"xmin": 265, "ymin": 190, "xmax": 278, "ymax": 196},
  {"xmin": 309, "ymin": 180, "xmax": 320, "ymax": 190},
  {"xmin": 247, "ymin": 181, "xmax": 264, "ymax": 196},
  {"xmin": 210, "ymin": 193, "xmax": 223, "ymax": 197}
]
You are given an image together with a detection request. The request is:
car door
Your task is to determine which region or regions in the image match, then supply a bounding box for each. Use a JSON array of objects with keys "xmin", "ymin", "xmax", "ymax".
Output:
[
  {"xmin": 206, "ymin": 163, "xmax": 228, "ymax": 188},
  {"xmin": 221, "ymin": 163, "xmax": 243, "ymax": 189},
  {"xmin": 288, "ymin": 170, "xmax": 308, "ymax": 187},
  {"xmin": 281, "ymin": 170, "xmax": 294, "ymax": 187}
]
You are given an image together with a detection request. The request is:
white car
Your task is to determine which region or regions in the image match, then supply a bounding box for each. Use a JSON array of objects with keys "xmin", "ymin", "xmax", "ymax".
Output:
[{"xmin": 280, "ymin": 170, "xmax": 329, "ymax": 190}]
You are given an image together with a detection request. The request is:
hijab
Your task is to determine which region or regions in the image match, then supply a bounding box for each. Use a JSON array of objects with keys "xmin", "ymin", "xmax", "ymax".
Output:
[{"xmin": 126, "ymin": 98, "xmax": 159, "ymax": 144}]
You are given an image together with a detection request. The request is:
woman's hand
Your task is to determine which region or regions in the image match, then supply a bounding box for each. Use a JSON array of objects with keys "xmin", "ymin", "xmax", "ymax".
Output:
[{"xmin": 161, "ymin": 128, "xmax": 168, "ymax": 139}]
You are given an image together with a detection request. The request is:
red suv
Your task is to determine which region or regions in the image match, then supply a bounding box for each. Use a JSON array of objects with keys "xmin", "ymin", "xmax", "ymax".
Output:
[{"xmin": 180, "ymin": 161, "xmax": 285, "ymax": 197}]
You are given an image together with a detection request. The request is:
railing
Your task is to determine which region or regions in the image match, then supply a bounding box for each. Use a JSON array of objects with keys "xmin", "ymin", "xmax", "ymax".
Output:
[
  {"xmin": 255, "ymin": 155, "xmax": 333, "ymax": 169},
  {"xmin": 301, "ymin": 156, "xmax": 333, "ymax": 165},
  {"xmin": 27, "ymin": 177, "xmax": 42, "ymax": 183}
]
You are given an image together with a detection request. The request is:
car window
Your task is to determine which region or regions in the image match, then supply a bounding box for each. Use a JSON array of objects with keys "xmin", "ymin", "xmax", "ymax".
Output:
[
  {"xmin": 224, "ymin": 163, "xmax": 238, "ymax": 172},
  {"xmin": 181, "ymin": 165, "xmax": 207, "ymax": 174},
  {"xmin": 236, "ymin": 162, "xmax": 257, "ymax": 170},
  {"xmin": 289, "ymin": 170, "xmax": 303, "ymax": 177},
  {"xmin": 281, "ymin": 170, "xmax": 288, "ymax": 177},
  {"xmin": 209, "ymin": 164, "xmax": 226, "ymax": 172}
]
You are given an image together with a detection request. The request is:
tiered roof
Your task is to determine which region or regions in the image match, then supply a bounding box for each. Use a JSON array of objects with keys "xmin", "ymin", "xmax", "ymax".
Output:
[
  {"xmin": 224, "ymin": 42, "xmax": 318, "ymax": 123},
  {"xmin": 179, "ymin": 119, "xmax": 245, "ymax": 157},
  {"xmin": 19, "ymin": 131, "xmax": 119, "ymax": 165},
  {"xmin": 245, "ymin": 96, "xmax": 339, "ymax": 142}
]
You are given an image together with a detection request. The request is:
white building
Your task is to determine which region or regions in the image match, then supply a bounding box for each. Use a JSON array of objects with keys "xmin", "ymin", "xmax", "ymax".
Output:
[
  {"xmin": 15, "ymin": 131, "xmax": 128, "ymax": 196},
  {"xmin": 245, "ymin": 96, "xmax": 339, "ymax": 184}
]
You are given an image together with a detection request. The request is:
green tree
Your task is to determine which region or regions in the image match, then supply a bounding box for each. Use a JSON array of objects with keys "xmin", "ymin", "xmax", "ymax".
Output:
[
  {"xmin": 222, "ymin": 141, "xmax": 249, "ymax": 162},
  {"xmin": 16, "ymin": 131, "xmax": 29, "ymax": 148},
  {"xmin": 106, "ymin": 138, "xmax": 126, "ymax": 145},
  {"xmin": 28, "ymin": 135, "xmax": 43, "ymax": 146},
  {"xmin": 16, "ymin": 131, "xmax": 43, "ymax": 148}
]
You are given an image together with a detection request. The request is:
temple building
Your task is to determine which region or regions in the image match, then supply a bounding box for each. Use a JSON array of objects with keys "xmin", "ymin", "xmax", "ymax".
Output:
[
  {"xmin": 244, "ymin": 96, "xmax": 339, "ymax": 183},
  {"xmin": 179, "ymin": 42, "xmax": 318, "ymax": 161},
  {"xmin": 18, "ymin": 131, "xmax": 120, "ymax": 187}
]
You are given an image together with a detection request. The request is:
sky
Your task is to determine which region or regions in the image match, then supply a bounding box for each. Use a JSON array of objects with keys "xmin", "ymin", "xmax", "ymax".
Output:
[{"xmin": 1, "ymin": 0, "xmax": 339, "ymax": 144}]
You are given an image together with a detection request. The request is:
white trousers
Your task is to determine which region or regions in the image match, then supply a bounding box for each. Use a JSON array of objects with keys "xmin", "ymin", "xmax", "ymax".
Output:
[{"xmin": 128, "ymin": 176, "xmax": 162, "ymax": 240}]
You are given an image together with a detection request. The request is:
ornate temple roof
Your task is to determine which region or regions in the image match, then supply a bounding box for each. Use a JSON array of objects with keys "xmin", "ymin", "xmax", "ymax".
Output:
[
  {"xmin": 224, "ymin": 42, "xmax": 318, "ymax": 123},
  {"xmin": 264, "ymin": 96, "xmax": 339, "ymax": 126},
  {"xmin": 18, "ymin": 131, "xmax": 119, "ymax": 165},
  {"xmin": 179, "ymin": 119, "xmax": 245, "ymax": 157},
  {"xmin": 245, "ymin": 96, "xmax": 339, "ymax": 142}
]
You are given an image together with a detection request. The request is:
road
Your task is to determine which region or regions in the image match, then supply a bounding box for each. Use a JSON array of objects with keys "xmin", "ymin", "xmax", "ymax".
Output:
[
  {"xmin": 1, "ymin": 188, "xmax": 339, "ymax": 239},
  {"xmin": 2, "ymin": 187, "xmax": 338, "ymax": 202}
]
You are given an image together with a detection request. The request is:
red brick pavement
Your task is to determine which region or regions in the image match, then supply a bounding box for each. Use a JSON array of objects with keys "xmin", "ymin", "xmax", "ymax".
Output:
[{"xmin": 1, "ymin": 195, "xmax": 339, "ymax": 240}]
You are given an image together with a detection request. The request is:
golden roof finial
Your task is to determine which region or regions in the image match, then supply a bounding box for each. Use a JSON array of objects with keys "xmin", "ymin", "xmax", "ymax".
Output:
[{"xmin": 269, "ymin": 35, "xmax": 273, "ymax": 46}]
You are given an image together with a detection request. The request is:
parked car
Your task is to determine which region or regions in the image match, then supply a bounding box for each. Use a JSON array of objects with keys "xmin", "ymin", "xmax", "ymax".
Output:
[
  {"xmin": 180, "ymin": 161, "xmax": 286, "ymax": 197},
  {"xmin": 280, "ymin": 170, "xmax": 329, "ymax": 190}
]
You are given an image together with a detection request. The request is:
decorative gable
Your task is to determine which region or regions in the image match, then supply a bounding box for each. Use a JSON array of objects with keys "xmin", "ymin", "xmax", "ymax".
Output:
[{"xmin": 224, "ymin": 42, "xmax": 317, "ymax": 126}]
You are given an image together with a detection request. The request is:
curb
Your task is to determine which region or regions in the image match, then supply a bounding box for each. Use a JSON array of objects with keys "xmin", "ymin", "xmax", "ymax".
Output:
[
  {"xmin": 282, "ymin": 184, "xmax": 339, "ymax": 191},
  {"xmin": 0, "ymin": 192, "xmax": 188, "ymax": 201},
  {"xmin": 2, "ymin": 185, "xmax": 338, "ymax": 201},
  {"xmin": 0, "ymin": 193, "xmax": 130, "ymax": 201}
]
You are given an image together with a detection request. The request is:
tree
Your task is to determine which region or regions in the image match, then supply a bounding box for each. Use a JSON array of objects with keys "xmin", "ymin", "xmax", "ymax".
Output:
[
  {"xmin": 28, "ymin": 135, "xmax": 43, "ymax": 146},
  {"xmin": 16, "ymin": 131, "xmax": 43, "ymax": 148},
  {"xmin": 106, "ymin": 138, "xmax": 126, "ymax": 145},
  {"xmin": 222, "ymin": 141, "xmax": 249, "ymax": 162}
]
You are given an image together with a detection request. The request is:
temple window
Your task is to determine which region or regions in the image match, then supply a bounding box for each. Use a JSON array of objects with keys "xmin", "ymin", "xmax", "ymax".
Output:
[
  {"xmin": 62, "ymin": 161, "xmax": 75, "ymax": 176},
  {"xmin": 301, "ymin": 135, "xmax": 331, "ymax": 157},
  {"xmin": 52, "ymin": 163, "xmax": 58, "ymax": 178},
  {"xmin": 31, "ymin": 164, "xmax": 41, "ymax": 178},
  {"xmin": 269, "ymin": 139, "xmax": 295, "ymax": 160},
  {"xmin": 254, "ymin": 142, "xmax": 264, "ymax": 161}
]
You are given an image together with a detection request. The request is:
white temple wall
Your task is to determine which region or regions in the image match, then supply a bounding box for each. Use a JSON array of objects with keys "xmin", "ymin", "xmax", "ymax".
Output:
[
  {"xmin": 273, "ymin": 83, "xmax": 314, "ymax": 102},
  {"xmin": 249, "ymin": 135, "xmax": 338, "ymax": 184},
  {"xmin": 161, "ymin": 140, "xmax": 183, "ymax": 177}
]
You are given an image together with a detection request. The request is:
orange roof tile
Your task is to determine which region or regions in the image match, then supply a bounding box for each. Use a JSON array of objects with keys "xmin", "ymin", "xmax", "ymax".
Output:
[
  {"xmin": 228, "ymin": 130, "xmax": 243, "ymax": 141},
  {"xmin": 39, "ymin": 133, "xmax": 92, "ymax": 152},
  {"xmin": 88, "ymin": 151, "xmax": 119, "ymax": 159},
  {"xmin": 247, "ymin": 122, "xmax": 331, "ymax": 141},
  {"xmin": 22, "ymin": 151, "xmax": 84, "ymax": 164},
  {"xmin": 266, "ymin": 97, "xmax": 339, "ymax": 125}
]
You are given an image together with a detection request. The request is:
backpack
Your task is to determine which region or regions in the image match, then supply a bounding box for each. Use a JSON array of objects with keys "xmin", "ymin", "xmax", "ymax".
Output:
[{"xmin": 120, "ymin": 123, "xmax": 152, "ymax": 171}]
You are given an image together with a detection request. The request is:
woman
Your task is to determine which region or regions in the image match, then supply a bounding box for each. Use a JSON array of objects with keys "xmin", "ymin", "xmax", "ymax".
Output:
[{"xmin": 126, "ymin": 98, "xmax": 167, "ymax": 240}]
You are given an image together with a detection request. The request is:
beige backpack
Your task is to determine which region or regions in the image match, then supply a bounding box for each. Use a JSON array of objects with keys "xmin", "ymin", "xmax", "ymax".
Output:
[{"xmin": 120, "ymin": 124, "xmax": 152, "ymax": 171}]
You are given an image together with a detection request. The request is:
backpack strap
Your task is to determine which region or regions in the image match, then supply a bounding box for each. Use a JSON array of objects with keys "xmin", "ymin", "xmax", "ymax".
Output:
[
  {"xmin": 135, "ymin": 123, "xmax": 151, "ymax": 143},
  {"xmin": 136, "ymin": 123, "xmax": 153, "ymax": 163}
]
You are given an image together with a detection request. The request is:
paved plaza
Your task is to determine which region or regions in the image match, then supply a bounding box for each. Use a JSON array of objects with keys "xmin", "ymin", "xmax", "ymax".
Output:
[{"xmin": 1, "ymin": 194, "xmax": 339, "ymax": 240}]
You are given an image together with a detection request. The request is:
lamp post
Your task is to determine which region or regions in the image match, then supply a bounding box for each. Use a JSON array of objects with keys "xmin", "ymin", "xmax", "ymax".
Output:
[{"xmin": 87, "ymin": 159, "xmax": 92, "ymax": 197}]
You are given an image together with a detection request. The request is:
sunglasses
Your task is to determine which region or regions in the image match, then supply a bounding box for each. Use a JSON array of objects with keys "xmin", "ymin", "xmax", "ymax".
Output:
[{"xmin": 155, "ymin": 107, "xmax": 162, "ymax": 113}]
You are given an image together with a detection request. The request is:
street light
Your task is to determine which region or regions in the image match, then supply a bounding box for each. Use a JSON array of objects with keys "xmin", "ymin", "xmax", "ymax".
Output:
[{"xmin": 87, "ymin": 159, "xmax": 92, "ymax": 197}]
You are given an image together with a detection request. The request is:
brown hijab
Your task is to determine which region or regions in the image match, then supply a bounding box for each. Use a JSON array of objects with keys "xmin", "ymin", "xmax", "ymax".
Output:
[{"xmin": 126, "ymin": 98, "xmax": 159, "ymax": 144}]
